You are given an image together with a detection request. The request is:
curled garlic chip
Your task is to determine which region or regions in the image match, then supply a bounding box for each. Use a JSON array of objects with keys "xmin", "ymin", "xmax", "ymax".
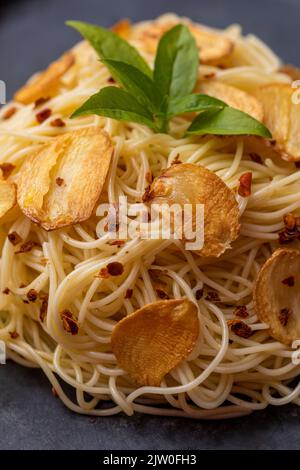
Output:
[
  {"xmin": 143, "ymin": 163, "xmax": 240, "ymax": 257},
  {"xmin": 111, "ymin": 298, "xmax": 199, "ymax": 386},
  {"xmin": 131, "ymin": 18, "xmax": 233, "ymax": 64},
  {"xmin": 254, "ymin": 84, "xmax": 300, "ymax": 161},
  {"xmin": 0, "ymin": 178, "xmax": 16, "ymax": 220},
  {"xmin": 253, "ymin": 248, "xmax": 300, "ymax": 345},
  {"xmin": 14, "ymin": 52, "xmax": 75, "ymax": 105},
  {"xmin": 17, "ymin": 128, "xmax": 113, "ymax": 231},
  {"xmin": 198, "ymin": 81, "xmax": 263, "ymax": 121}
]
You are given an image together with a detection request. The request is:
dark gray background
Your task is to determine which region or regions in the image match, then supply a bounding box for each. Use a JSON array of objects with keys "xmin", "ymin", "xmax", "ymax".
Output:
[{"xmin": 1, "ymin": 0, "xmax": 300, "ymax": 450}]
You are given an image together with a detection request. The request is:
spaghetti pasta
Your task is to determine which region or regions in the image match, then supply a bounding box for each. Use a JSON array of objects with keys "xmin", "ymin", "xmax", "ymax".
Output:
[{"xmin": 1, "ymin": 13, "xmax": 300, "ymax": 419}]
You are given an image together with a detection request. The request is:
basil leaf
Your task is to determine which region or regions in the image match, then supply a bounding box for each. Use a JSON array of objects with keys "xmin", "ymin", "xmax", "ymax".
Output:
[
  {"xmin": 187, "ymin": 107, "xmax": 272, "ymax": 138},
  {"xmin": 102, "ymin": 59, "xmax": 162, "ymax": 112},
  {"xmin": 154, "ymin": 24, "xmax": 198, "ymax": 102},
  {"xmin": 71, "ymin": 86, "xmax": 157, "ymax": 129},
  {"xmin": 168, "ymin": 93, "xmax": 226, "ymax": 118},
  {"xmin": 66, "ymin": 21, "xmax": 152, "ymax": 77}
]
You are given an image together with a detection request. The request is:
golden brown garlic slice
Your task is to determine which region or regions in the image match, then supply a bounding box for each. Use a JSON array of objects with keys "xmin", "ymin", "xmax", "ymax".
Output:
[
  {"xmin": 0, "ymin": 178, "xmax": 16, "ymax": 220},
  {"xmin": 198, "ymin": 81, "xmax": 264, "ymax": 121},
  {"xmin": 14, "ymin": 52, "xmax": 75, "ymax": 105},
  {"xmin": 254, "ymin": 84, "xmax": 300, "ymax": 161},
  {"xmin": 130, "ymin": 19, "xmax": 233, "ymax": 64},
  {"xmin": 111, "ymin": 298, "xmax": 199, "ymax": 386},
  {"xmin": 17, "ymin": 128, "xmax": 113, "ymax": 231},
  {"xmin": 253, "ymin": 248, "xmax": 300, "ymax": 345},
  {"xmin": 143, "ymin": 163, "xmax": 240, "ymax": 257}
]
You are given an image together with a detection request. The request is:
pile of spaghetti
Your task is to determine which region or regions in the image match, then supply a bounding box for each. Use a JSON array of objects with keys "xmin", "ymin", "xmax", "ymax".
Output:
[{"xmin": 1, "ymin": 13, "xmax": 300, "ymax": 419}]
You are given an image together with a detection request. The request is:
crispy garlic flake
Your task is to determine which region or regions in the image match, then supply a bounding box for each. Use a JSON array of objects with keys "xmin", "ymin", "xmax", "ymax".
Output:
[
  {"xmin": 14, "ymin": 52, "xmax": 75, "ymax": 105},
  {"xmin": 253, "ymin": 248, "xmax": 300, "ymax": 345},
  {"xmin": 17, "ymin": 128, "xmax": 113, "ymax": 231},
  {"xmin": 0, "ymin": 177, "xmax": 16, "ymax": 220},
  {"xmin": 143, "ymin": 163, "xmax": 240, "ymax": 257},
  {"xmin": 198, "ymin": 81, "xmax": 264, "ymax": 122},
  {"xmin": 122, "ymin": 18, "xmax": 233, "ymax": 64},
  {"xmin": 111, "ymin": 298, "xmax": 199, "ymax": 386},
  {"xmin": 254, "ymin": 84, "xmax": 300, "ymax": 161}
]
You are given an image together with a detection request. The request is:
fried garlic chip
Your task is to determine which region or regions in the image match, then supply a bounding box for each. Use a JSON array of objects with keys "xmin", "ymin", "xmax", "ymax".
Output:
[
  {"xmin": 17, "ymin": 128, "xmax": 113, "ymax": 231},
  {"xmin": 111, "ymin": 298, "xmax": 199, "ymax": 386},
  {"xmin": 253, "ymin": 249, "xmax": 300, "ymax": 345},
  {"xmin": 0, "ymin": 178, "xmax": 16, "ymax": 220},
  {"xmin": 255, "ymin": 84, "xmax": 300, "ymax": 161},
  {"xmin": 14, "ymin": 52, "xmax": 75, "ymax": 105},
  {"xmin": 198, "ymin": 81, "xmax": 263, "ymax": 121},
  {"xmin": 131, "ymin": 19, "xmax": 233, "ymax": 64},
  {"xmin": 143, "ymin": 163, "xmax": 240, "ymax": 257}
]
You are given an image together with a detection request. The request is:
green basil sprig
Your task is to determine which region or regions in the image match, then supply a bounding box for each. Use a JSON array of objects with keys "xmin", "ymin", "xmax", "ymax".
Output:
[{"xmin": 67, "ymin": 20, "xmax": 271, "ymax": 138}]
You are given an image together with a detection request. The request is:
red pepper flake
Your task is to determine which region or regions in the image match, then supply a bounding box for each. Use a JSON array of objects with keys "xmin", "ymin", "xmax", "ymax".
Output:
[
  {"xmin": 108, "ymin": 77, "xmax": 116, "ymax": 83},
  {"xmin": 56, "ymin": 177, "xmax": 64, "ymax": 186},
  {"xmin": 8, "ymin": 231, "xmax": 23, "ymax": 246},
  {"xmin": 249, "ymin": 152, "xmax": 263, "ymax": 164},
  {"xmin": 23, "ymin": 300, "xmax": 30, "ymax": 304},
  {"xmin": 15, "ymin": 241, "xmax": 39, "ymax": 254},
  {"xmin": 9, "ymin": 331, "xmax": 19, "ymax": 339},
  {"xmin": 40, "ymin": 298, "xmax": 48, "ymax": 322},
  {"xmin": 3, "ymin": 106, "xmax": 17, "ymax": 120},
  {"xmin": 39, "ymin": 292, "xmax": 48, "ymax": 322},
  {"xmin": 60, "ymin": 309, "xmax": 79, "ymax": 335},
  {"xmin": 195, "ymin": 288, "xmax": 204, "ymax": 300},
  {"xmin": 0, "ymin": 162, "xmax": 15, "ymax": 179},
  {"xmin": 36, "ymin": 108, "xmax": 52, "ymax": 123},
  {"xmin": 234, "ymin": 305, "xmax": 249, "ymax": 318},
  {"xmin": 2, "ymin": 287, "xmax": 10, "ymax": 295},
  {"xmin": 282, "ymin": 276, "xmax": 295, "ymax": 287},
  {"xmin": 270, "ymin": 139, "xmax": 277, "ymax": 146},
  {"xmin": 156, "ymin": 288, "xmax": 170, "ymax": 299},
  {"xmin": 34, "ymin": 97, "xmax": 49, "ymax": 109},
  {"xmin": 39, "ymin": 291, "xmax": 48, "ymax": 301},
  {"xmin": 107, "ymin": 262, "xmax": 124, "ymax": 276},
  {"xmin": 171, "ymin": 154, "xmax": 182, "ymax": 165},
  {"xmin": 205, "ymin": 291, "xmax": 220, "ymax": 302},
  {"xmin": 230, "ymin": 320, "xmax": 253, "ymax": 338},
  {"xmin": 51, "ymin": 387, "xmax": 59, "ymax": 398},
  {"xmin": 125, "ymin": 288, "xmax": 133, "ymax": 299},
  {"xmin": 107, "ymin": 240, "xmax": 125, "ymax": 247},
  {"xmin": 203, "ymin": 73, "xmax": 216, "ymax": 79},
  {"xmin": 98, "ymin": 267, "xmax": 109, "ymax": 279},
  {"xmin": 50, "ymin": 118, "xmax": 66, "ymax": 128},
  {"xmin": 19, "ymin": 283, "xmax": 26, "ymax": 288},
  {"xmin": 145, "ymin": 171, "xmax": 153, "ymax": 184},
  {"xmin": 26, "ymin": 289, "xmax": 38, "ymax": 302},
  {"xmin": 278, "ymin": 308, "xmax": 292, "ymax": 326},
  {"xmin": 142, "ymin": 185, "xmax": 154, "ymax": 203},
  {"xmin": 238, "ymin": 172, "xmax": 252, "ymax": 197}
]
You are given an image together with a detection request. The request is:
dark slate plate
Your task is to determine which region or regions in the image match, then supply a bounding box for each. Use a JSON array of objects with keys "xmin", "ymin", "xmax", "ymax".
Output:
[{"xmin": 1, "ymin": 0, "xmax": 300, "ymax": 450}]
